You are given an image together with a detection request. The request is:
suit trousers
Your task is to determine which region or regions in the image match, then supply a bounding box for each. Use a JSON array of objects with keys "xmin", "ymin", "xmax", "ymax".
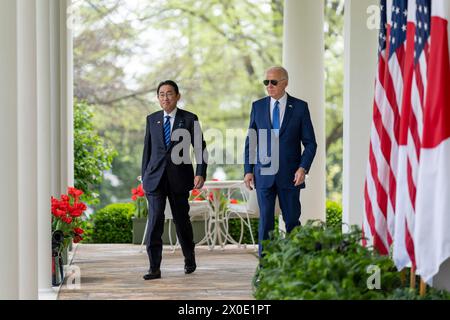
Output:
[
  {"xmin": 256, "ymin": 183, "xmax": 301, "ymax": 257},
  {"xmin": 145, "ymin": 170, "xmax": 195, "ymax": 272}
]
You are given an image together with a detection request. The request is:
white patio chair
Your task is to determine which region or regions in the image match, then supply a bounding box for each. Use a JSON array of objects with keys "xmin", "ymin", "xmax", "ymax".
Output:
[
  {"xmin": 225, "ymin": 186, "xmax": 259, "ymax": 250},
  {"xmin": 140, "ymin": 199, "xmax": 212, "ymax": 253},
  {"xmin": 188, "ymin": 200, "xmax": 213, "ymax": 247},
  {"xmin": 140, "ymin": 201, "xmax": 176, "ymax": 253},
  {"xmin": 166, "ymin": 200, "xmax": 212, "ymax": 252},
  {"xmin": 225, "ymin": 186, "xmax": 282, "ymax": 250}
]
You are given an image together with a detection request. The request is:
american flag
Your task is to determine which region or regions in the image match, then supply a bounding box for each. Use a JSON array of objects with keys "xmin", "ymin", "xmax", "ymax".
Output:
[
  {"xmin": 363, "ymin": 0, "xmax": 407, "ymax": 255},
  {"xmin": 405, "ymin": 0, "xmax": 431, "ymax": 269},
  {"xmin": 367, "ymin": 0, "xmax": 450, "ymax": 284},
  {"xmin": 393, "ymin": 0, "xmax": 430, "ymax": 271},
  {"xmin": 363, "ymin": 0, "xmax": 389, "ymax": 254}
]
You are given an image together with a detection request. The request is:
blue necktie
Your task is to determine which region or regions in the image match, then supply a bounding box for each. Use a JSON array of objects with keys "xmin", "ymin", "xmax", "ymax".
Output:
[
  {"xmin": 273, "ymin": 101, "xmax": 280, "ymax": 131},
  {"xmin": 163, "ymin": 115, "xmax": 171, "ymax": 148}
]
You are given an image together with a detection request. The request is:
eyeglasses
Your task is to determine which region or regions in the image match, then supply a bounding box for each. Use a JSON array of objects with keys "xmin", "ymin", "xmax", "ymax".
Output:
[
  {"xmin": 158, "ymin": 92, "xmax": 175, "ymax": 99},
  {"xmin": 263, "ymin": 79, "xmax": 286, "ymax": 86}
]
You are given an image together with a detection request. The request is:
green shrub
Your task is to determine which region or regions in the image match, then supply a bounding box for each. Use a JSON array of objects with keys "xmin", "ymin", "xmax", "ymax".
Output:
[
  {"xmin": 228, "ymin": 218, "xmax": 259, "ymax": 245},
  {"xmin": 254, "ymin": 220, "xmax": 450, "ymax": 300},
  {"xmin": 89, "ymin": 203, "xmax": 134, "ymax": 243},
  {"xmin": 228, "ymin": 201, "xmax": 341, "ymax": 245},
  {"xmin": 227, "ymin": 216, "xmax": 281, "ymax": 245},
  {"xmin": 74, "ymin": 100, "xmax": 117, "ymax": 205},
  {"xmin": 326, "ymin": 200, "xmax": 342, "ymax": 228},
  {"xmin": 388, "ymin": 287, "xmax": 450, "ymax": 300},
  {"xmin": 79, "ymin": 219, "xmax": 94, "ymax": 244}
]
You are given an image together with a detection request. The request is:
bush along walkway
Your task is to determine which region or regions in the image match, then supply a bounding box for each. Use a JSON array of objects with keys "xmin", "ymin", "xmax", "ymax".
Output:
[{"xmin": 254, "ymin": 220, "xmax": 450, "ymax": 300}]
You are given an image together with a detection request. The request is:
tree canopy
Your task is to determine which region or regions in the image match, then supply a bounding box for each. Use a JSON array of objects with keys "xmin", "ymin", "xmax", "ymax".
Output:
[{"xmin": 73, "ymin": 0, "xmax": 344, "ymax": 207}]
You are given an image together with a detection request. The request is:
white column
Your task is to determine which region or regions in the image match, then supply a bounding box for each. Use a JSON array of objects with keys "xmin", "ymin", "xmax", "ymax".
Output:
[
  {"xmin": 283, "ymin": 0, "xmax": 326, "ymax": 223},
  {"xmin": 60, "ymin": 0, "xmax": 74, "ymax": 189},
  {"xmin": 50, "ymin": 0, "xmax": 73, "ymax": 197},
  {"xmin": 0, "ymin": 0, "xmax": 20, "ymax": 300},
  {"xmin": 343, "ymin": 0, "xmax": 378, "ymax": 228},
  {"xmin": 39, "ymin": 0, "xmax": 74, "ymax": 296},
  {"xmin": 434, "ymin": 258, "xmax": 450, "ymax": 291},
  {"xmin": 17, "ymin": 0, "xmax": 39, "ymax": 300},
  {"xmin": 0, "ymin": 0, "xmax": 41, "ymax": 299},
  {"xmin": 50, "ymin": 0, "xmax": 62, "ymax": 197},
  {"xmin": 0, "ymin": 0, "xmax": 73, "ymax": 299},
  {"xmin": 37, "ymin": 0, "xmax": 53, "ymax": 297}
]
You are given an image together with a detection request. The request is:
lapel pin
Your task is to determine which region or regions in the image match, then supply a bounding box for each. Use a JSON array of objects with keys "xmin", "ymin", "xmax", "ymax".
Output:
[
  {"xmin": 157, "ymin": 121, "xmax": 161, "ymax": 124},
  {"xmin": 288, "ymin": 105, "xmax": 293, "ymax": 108}
]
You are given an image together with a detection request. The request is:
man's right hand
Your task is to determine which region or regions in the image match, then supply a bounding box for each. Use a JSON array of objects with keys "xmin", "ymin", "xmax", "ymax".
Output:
[{"xmin": 244, "ymin": 173, "xmax": 255, "ymax": 191}]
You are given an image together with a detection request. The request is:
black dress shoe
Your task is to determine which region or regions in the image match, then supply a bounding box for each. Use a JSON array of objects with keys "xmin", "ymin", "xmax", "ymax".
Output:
[
  {"xmin": 143, "ymin": 270, "xmax": 161, "ymax": 280},
  {"xmin": 184, "ymin": 253, "xmax": 197, "ymax": 274},
  {"xmin": 184, "ymin": 253, "xmax": 196, "ymax": 274},
  {"xmin": 184, "ymin": 263, "xmax": 196, "ymax": 274}
]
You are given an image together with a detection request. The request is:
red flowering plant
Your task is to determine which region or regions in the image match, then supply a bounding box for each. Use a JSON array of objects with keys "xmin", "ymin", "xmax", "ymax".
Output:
[
  {"xmin": 190, "ymin": 179, "xmax": 239, "ymax": 211},
  {"xmin": 51, "ymin": 187, "xmax": 87, "ymax": 253},
  {"xmin": 189, "ymin": 188, "xmax": 206, "ymax": 201},
  {"xmin": 131, "ymin": 183, "xmax": 148, "ymax": 218}
]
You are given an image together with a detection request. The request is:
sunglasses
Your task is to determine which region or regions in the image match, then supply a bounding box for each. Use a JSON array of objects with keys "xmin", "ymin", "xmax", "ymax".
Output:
[{"xmin": 263, "ymin": 79, "xmax": 286, "ymax": 86}]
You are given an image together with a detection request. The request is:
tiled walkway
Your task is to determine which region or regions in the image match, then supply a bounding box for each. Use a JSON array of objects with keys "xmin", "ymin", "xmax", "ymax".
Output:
[{"xmin": 58, "ymin": 244, "xmax": 259, "ymax": 300}]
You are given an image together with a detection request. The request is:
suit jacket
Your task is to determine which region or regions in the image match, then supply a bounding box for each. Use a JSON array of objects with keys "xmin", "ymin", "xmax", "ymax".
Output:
[
  {"xmin": 244, "ymin": 94, "xmax": 317, "ymax": 189},
  {"xmin": 141, "ymin": 108, "xmax": 207, "ymax": 194}
]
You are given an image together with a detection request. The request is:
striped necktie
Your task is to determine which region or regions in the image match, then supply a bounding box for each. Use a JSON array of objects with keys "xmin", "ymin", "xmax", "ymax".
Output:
[{"xmin": 163, "ymin": 115, "xmax": 171, "ymax": 148}]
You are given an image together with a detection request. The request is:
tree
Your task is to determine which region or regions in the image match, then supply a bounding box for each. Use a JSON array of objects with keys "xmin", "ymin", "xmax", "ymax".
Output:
[
  {"xmin": 324, "ymin": 0, "xmax": 344, "ymax": 203},
  {"xmin": 74, "ymin": 0, "xmax": 344, "ymax": 206},
  {"xmin": 74, "ymin": 0, "xmax": 284, "ymax": 206},
  {"xmin": 74, "ymin": 99, "xmax": 117, "ymax": 205}
]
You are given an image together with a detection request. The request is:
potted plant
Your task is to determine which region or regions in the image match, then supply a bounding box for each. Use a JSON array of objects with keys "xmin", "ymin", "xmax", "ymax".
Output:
[
  {"xmin": 51, "ymin": 187, "xmax": 87, "ymax": 286},
  {"xmin": 131, "ymin": 178, "xmax": 148, "ymax": 244}
]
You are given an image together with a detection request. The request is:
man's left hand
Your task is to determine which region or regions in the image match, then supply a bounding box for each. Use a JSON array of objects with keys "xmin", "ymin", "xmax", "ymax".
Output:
[
  {"xmin": 293, "ymin": 167, "xmax": 306, "ymax": 186},
  {"xmin": 194, "ymin": 176, "xmax": 205, "ymax": 189}
]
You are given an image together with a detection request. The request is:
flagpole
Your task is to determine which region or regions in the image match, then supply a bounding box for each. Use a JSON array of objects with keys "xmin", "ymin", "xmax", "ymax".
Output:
[
  {"xmin": 400, "ymin": 269, "xmax": 407, "ymax": 286},
  {"xmin": 410, "ymin": 266, "xmax": 416, "ymax": 290},
  {"xmin": 419, "ymin": 278, "xmax": 427, "ymax": 297}
]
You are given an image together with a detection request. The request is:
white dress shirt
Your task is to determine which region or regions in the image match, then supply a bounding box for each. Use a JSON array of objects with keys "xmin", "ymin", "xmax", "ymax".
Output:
[
  {"xmin": 269, "ymin": 93, "xmax": 288, "ymax": 127},
  {"xmin": 163, "ymin": 107, "xmax": 178, "ymax": 132}
]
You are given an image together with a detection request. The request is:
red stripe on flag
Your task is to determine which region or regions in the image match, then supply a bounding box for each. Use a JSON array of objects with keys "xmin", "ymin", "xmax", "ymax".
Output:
[
  {"xmin": 396, "ymin": 45, "xmax": 406, "ymax": 73},
  {"xmin": 364, "ymin": 181, "xmax": 377, "ymax": 242},
  {"xmin": 424, "ymin": 42, "xmax": 430, "ymax": 66},
  {"xmin": 414, "ymin": 63, "xmax": 426, "ymax": 111},
  {"xmin": 408, "ymin": 108, "xmax": 421, "ymax": 160},
  {"xmin": 383, "ymin": 68, "xmax": 402, "ymax": 143},
  {"xmin": 389, "ymin": 167, "xmax": 397, "ymax": 212},
  {"xmin": 364, "ymin": 181, "xmax": 389, "ymax": 255},
  {"xmin": 369, "ymin": 143, "xmax": 388, "ymax": 221},
  {"xmin": 405, "ymin": 220, "xmax": 416, "ymax": 267},
  {"xmin": 406, "ymin": 159, "xmax": 417, "ymax": 210},
  {"xmin": 373, "ymin": 102, "xmax": 392, "ymax": 167},
  {"xmin": 362, "ymin": 227, "xmax": 367, "ymax": 247}
]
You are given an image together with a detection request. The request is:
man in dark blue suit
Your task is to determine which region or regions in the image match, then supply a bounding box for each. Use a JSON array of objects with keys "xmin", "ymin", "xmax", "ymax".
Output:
[
  {"xmin": 141, "ymin": 80, "xmax": 207, "ymax": 280},
  {"xmin": 244, "ymin": 67, "xmax": 317, "ymax": 258}
]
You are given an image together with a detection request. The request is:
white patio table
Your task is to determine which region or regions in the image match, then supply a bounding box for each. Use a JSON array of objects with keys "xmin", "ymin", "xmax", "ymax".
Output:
[{"xmin": 199, "ymin": 180, "xmax": 245, "ymax": 250}]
